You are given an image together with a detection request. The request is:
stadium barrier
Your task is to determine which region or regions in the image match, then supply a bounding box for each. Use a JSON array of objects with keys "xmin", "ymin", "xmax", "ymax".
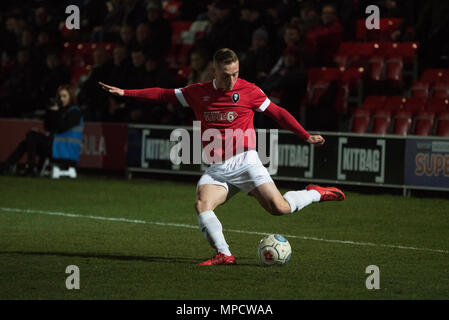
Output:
[
  {"xmin": 1, "ymin": 119, "xmax": 448, "ymax": 193},
  {"xmin": 127, "ymin": 124, "xmax": 449, "ymax": 194},
  {"xmin": 0, "ymin": 118, "xmax": 128, "ymax": 170}
]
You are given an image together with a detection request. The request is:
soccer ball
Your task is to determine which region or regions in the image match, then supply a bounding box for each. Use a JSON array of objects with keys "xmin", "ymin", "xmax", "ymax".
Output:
[{"xmin": 257, "ymin": 234, "xmax": 292, "ymax": 266}]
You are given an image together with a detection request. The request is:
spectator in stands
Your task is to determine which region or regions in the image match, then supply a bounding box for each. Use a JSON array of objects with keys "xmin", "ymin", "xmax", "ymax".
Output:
[
  {"xmin": 145, "ymin": 1, "xmax": 172, "ymax": 58},
  {"xmin": 81, "ymin": 0, "xmax": 108, "ymax": 41},
  {"xmin": 414, "ymin": 0, "xmax": 449, "ymax": 69},
  {"xmin": 77, "ymin": 47, "xmax": 112, "ymax": 121},
  {"xmin": 141, "ymin": 53, "xmax": 180, "ymax": 124},
  {"xmin": 270, "ymin": 25, "xmax": 314, "ymax": 76},
  {"xmin": 121, "ymin": 0, "xmax": 147, "ymax": 28},
  {"xmin": 20, "ymin": 28, "xmax": 34, "ymax": 51},
  {"xmin": 304, "ymin": 3, "xmax": 344, "ymax": 66},
  {"xmin": 109, "ymin": 44, "xmax": 132, "ymax": 88},
  {"xmin": 127, "ymin": 47, "xmax": 148, "ymax": 88},
  {"xmin": 117, "ymin": 47, "xmax": 148, "ymax": 123},
  {"xmin": 40, "ymin": 52, "xmax": 70, "ymax": 108},
  {"xmin": 390, "ymin": 0, "xmax": 423, "ymax": 41},
  {"xmin": 240, "ymin": 2, "xmax": 276, "ymax": 42},
  {"xmin": 295, "ymin": 1, "xmax": 321, "ymax": 36},
  {"xmin": 187, "ymin": 48, "xmax": 213, "ymax": 85},
  {"xmin": 262, "ymin": 45, "xmax": 307, "ymax": 122},
  {"xmin": 32, "ymin": 7, "xmax": 55, "ymax": 34},
  {"xmin": 119, "ymin": 24, "xmax": 136, "ymax": 51},
  {"xmin": 34, "ymin": 31, "xmax": 53, "ymax": 63},
  {"xmin": 1, "ymin": 15, "xmax": 20, "ymax": 56},
  {"xmin": 0, "ymin": 84, "xmax": 83, "ymax": 176},
  {"xmin": 1, "ymin": 49, "xmax": 41, "ymax": 117},
  {"xmin": 377, "ymin": 0, "xmax": 403, "ymax": 18},
  {"xmin": 240, "ymin": 28, "xmax": 275, "ymax": 86},
  {"xmin": 97, "ymin": 0, "xmax": 126, "ymax": 41},
  {"xmin": 202, "ymin": 0, "xmax": 250, "ymax": 54},
  {"xmin": 135, "ymin": 22, "xmax": 164, "ymax": 59},
  {"xmin": 104, "ymin": 95, "xmax": 127, "ymax": 122}
]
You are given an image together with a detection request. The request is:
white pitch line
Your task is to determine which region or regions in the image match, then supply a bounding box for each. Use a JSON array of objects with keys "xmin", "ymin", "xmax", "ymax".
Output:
[{"xmin": 1, "ymin": 207, "xmax": 448, "ymax": 255}]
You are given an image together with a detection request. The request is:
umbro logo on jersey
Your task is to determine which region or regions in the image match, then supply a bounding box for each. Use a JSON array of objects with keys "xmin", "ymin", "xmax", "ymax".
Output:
[{"xmin": 232, "ymin": 93, "xmax": 240, "ymax": 104}]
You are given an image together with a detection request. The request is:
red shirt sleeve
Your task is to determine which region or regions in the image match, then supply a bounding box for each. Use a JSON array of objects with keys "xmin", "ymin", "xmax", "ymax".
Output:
[
  {"xmin": 123, "ymin": 88, "xmax": 179, "ymax": 104},
  {"xmin": 263, "ymin": 102, "xmax": 310, "ymax": 141}
]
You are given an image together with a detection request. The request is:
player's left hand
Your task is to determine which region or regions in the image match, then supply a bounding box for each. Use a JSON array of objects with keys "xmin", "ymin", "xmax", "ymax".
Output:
[{"xmin": 307, "ymin": 135, "xmax": 325, "ymax": 146}]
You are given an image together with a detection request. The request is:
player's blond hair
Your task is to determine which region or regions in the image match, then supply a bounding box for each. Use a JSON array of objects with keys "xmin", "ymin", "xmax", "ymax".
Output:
[{"xmin": 213, "ymin": 48, "xmax": 239, "ymax": 66}]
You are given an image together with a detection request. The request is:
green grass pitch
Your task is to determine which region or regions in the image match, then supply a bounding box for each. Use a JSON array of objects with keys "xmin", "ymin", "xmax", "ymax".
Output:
[{"xmin": 0, "ymin": 175, "xmax": 448, "ymax": 300}]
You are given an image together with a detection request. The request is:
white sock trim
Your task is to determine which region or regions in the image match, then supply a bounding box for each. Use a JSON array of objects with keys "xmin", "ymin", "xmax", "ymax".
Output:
[{"xmin": 283, "ymin": 192, "xmax": 297, "ymax": 213}]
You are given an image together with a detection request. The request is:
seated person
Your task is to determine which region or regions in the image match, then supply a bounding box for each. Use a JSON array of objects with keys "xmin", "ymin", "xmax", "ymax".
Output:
[{"xmin": 1, "ymin": 84, "xmax": 83, "ymax": 176}]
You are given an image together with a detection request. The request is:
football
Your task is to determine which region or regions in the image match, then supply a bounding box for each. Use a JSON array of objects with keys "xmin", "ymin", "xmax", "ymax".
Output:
[{"xmin": 257, "ymin": 234, "xmax": 292, "ymax": 266}]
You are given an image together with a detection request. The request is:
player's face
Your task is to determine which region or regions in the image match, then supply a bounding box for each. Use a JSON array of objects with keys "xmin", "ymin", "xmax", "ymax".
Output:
[{"xmin": 214, "ymin": 61, "xmax": 239, "ymax": 91}]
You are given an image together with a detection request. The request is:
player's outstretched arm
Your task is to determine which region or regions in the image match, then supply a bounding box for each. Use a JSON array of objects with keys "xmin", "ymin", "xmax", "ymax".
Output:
[{"xmin": 99, "ymin": 82, "xmax": 179, "ymax": 104}]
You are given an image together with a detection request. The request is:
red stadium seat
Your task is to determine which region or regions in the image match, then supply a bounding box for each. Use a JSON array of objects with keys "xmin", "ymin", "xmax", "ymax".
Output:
[
  {"xmin": 367, "ymin": 56, "xmax": 385, "ymax": 82},
  {"xmin": 306, "ymin": 67, "xmax": 340, "ymax": 106},
  {"xmin": 356, "ymin": 18, "xmax": 403, "ymax": 41},
  {"xmin": 307, "ymin": 67, "xmax": 340, "ymax": 83},
  {"xmin": 392, "ymin": 110, "xmax": 413, "ymax": 135},
  {"xmin": 384, "ymin": 96, "xmax": 406, "ymax": 112},
  {"xmin": 404, "ymin": 97, "xmax": 426, "ymax": 114},
  {"xmin": 384, "ymin": 42, "xmax": 419, "ymax": 64},
  {"xmin": 361, "ymin": 95, "xmax": 387, "ymax": 111},
  {"xmin": 414, "ymin": 111, "xmax": 435, "ymax": 136},
  {"xmin": 420, "ymin": 69, "xmax": 448, "ymax": 84},
  {"xmin": 410, "ymin": 81, "xmax": 430, "ymax": 98},
  {"xmin": 432, "ymin": 82, "xmax": 449, "ymax": 98},
  {"xmin": 372, "ymin": 109, "xmax": 392, "ymax": 134},
  {"xmin": 351, "ymin": 108, "xmax": 371, "ymax": 133},
  {"xmin": 436, "ymin": 112, "xmax": 449, "ymax": 136},
  {"xmin": 386, "ymin": 57, "xmax": 403, "ymax": 86},
  {"xmin": 335, "ymin": 84, "xmax": 349, "ymax": 114},
  {"xmin": 340, "ymin": 67, "xmax": 364, "ymax": 88},
  {"xmin": 425, "ymin": 98, "xmax": 449, "ymax": 115},
  {"xmin": 307, "ymin": 81, "xmax": 332, "ymax": 106}
]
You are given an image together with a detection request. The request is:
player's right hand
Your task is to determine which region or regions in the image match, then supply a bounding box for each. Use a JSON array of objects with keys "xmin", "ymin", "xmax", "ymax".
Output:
[
  {"xmin": 307, "ymin": 135, "xmax": 325, "ymax": 147},
  {"xmin": 99, "ymin": 82, "xmax": 124, "ymax": 96}
]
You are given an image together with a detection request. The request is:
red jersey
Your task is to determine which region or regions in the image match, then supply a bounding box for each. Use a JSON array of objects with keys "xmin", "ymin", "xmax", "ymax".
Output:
[
  {"xmin": 175, "ymin": 78, "xmax": 269, "ymax": 161},
  {"xmin": 123, "ymin": 78, "xmax": 310, "ymax": 162}
]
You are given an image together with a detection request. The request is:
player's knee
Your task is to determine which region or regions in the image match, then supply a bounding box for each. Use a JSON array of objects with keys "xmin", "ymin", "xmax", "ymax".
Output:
[{"xmin": 195, "ymin": 199, "xmax": 214, "ymax": 214}]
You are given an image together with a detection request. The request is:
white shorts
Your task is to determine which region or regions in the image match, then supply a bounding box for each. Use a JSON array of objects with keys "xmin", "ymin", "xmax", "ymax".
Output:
[{"xmin": 197, "ymin": 150, "xmax": 274, "ymax": 197}]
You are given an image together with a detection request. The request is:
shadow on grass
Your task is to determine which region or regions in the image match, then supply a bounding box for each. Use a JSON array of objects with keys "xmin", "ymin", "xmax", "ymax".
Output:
[{"xmin": 0, "ymin": 251, "xmax": 261, "ymax": 267}]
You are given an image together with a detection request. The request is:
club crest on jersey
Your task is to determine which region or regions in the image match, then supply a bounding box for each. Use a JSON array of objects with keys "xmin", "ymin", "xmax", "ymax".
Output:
[{"xmin": 232, "ymin": 93, "xmax": 240, "ymax": 104}]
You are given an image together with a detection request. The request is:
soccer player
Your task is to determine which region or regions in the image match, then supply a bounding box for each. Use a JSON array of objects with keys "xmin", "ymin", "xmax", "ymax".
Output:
[{"xmin": 99, "ymin": 48, "xmax": 345, "ymax": 266}]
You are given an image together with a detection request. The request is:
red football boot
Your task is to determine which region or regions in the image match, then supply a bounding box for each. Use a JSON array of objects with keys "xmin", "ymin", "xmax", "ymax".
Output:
[
  {"xmin": 198, "ymin": 252, "xmax": 237, "ymax": 266},
  {"xmin": 306, "ymin": 184, "xmax": 345, "ymax": 201}
]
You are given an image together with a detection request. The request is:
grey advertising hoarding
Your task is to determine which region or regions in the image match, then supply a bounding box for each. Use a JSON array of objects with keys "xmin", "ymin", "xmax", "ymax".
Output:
[{"xmin": 127, "ymin": 124, "xmax": 448, "ymax": 192}]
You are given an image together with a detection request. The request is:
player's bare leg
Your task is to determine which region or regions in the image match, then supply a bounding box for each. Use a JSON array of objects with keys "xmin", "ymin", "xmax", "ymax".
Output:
[
  {"xmin": 248, "ymin": 182, "xmax": 292, "ymax": 215},
  {"xmin": 195, "ymin": 184, "xmax": 228, "ymax": 214},
  {"xmin": 195, "ymin": 184, "xmax": 236, "ymax": 266}
]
